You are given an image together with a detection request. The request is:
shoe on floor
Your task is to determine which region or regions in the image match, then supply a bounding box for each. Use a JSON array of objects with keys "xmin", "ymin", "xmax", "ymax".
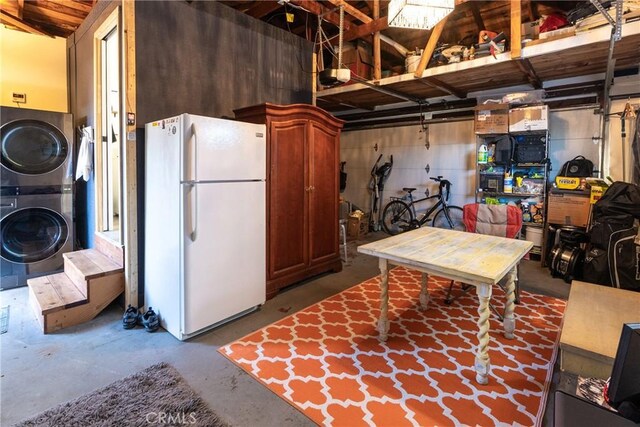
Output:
[
  {"xmin": 122, "ymin": 305, "xmax": 139, "ymax": 329},
  {"xmin": 141, "ymin": 307, "xmax": 160, "ymax": 332}
]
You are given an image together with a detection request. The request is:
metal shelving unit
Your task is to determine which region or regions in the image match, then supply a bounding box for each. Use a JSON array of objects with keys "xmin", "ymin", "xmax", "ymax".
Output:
[{"xmin": 475, "ymin": 129, "xmax": 550, "ymax": 258}]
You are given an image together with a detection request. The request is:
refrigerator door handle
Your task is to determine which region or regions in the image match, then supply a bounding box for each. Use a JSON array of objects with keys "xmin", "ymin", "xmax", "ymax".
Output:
[
  {"xmin": 189, "ymin": 122, "xmax": 199, "ymax": 182},
  {"xmin": 186, "ymin": 182, "xmax": 198, "ymax": 241}
]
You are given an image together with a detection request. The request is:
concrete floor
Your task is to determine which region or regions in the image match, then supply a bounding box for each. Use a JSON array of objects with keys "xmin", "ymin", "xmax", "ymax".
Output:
[{"xmin": 1, "ymin": 231, "xmax": 574, "ymax": 426}]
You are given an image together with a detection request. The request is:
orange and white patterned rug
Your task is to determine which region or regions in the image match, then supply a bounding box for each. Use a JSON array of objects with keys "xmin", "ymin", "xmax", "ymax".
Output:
[{"xmin": 219, "ymin": 267, "xmax": 566, "ymax": 426}]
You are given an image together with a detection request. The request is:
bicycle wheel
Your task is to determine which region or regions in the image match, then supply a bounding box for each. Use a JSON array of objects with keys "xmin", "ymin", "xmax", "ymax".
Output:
[
  {"xmin": 382, "ymin": 200, "xmax": 414, "ymax": 235},
  {"xmin": 432, "ymin": 206, "xmax": 465, "ymax": 231}
]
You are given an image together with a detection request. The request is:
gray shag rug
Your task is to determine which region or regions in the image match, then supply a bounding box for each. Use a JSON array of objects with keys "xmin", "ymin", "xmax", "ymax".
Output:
[{"xmin": 14, "ymin": 362, "xmax": 228, "ymax": 427}]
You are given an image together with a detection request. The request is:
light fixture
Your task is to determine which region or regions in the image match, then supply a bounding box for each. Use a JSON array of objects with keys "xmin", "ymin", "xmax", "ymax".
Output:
[{"xmin": 387, "ymin": 0, "xmax": 455, "ymax": 30}]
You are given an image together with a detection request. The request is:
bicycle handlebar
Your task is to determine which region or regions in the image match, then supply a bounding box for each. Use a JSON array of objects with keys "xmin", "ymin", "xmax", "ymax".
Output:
[{"xmin": 429, "ymin": 176, "xmax": 444, "ymax": 182}]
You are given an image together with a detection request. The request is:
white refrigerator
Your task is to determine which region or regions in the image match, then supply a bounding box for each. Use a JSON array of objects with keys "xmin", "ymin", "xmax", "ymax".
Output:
[{"xmin": 144, "ymin": 114, "xmax": 266, "ymax": 340}]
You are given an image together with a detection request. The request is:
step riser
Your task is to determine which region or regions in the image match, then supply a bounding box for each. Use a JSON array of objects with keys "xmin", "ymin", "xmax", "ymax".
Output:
[
  {"xmin": 94, "ymin": 233, "xmax": 124, "ymax": 267},
  {"xmin": 29, "ymin": 285, "xmax": 46, "ymax": 332},
  {"xmin": 64, "ymin": 257, "xmax": 89, "ymax": 298},
  {"xmin": 38, "ymin": 273, "xmax": 124, "ymax": 334}
]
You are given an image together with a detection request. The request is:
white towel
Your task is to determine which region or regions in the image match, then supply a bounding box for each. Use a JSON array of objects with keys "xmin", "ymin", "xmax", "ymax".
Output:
[{"xmin": 76, "ymin": 126, "xmax": 93, "ymax": 181}]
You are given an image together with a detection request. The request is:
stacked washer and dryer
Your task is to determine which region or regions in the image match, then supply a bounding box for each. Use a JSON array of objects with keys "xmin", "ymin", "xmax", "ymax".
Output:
[{"xmin": 1, "ymin": 106, "xmax": 74, "ymax": 290}]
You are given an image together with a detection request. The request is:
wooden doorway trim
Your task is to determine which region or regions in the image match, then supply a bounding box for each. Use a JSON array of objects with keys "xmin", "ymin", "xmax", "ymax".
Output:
[
  {"xmin": 93, "ymin": 6, "xmax": 120, "ymax": 241},
  {"xmin": 122, "ymin": 0, "xmax": 138, "ymax": 307}
]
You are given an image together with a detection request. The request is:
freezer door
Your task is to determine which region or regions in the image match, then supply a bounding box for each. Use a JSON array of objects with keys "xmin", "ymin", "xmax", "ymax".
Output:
[
  {"xmin": 184, "ymin": 115, "xmax": 266, "ymax": 182},
  {"xmin": 182, "ymin": 181, "xmax": 266, "ymax": 335}
]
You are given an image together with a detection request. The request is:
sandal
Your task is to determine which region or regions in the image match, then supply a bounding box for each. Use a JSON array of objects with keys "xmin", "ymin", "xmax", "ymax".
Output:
[
  {"xmin": 122, "ymin": 305, "xmax": 139, "ymax": 329},
  {"xmin": 141, "ymin": 307, "xmax": 160, "ymax": 332}
]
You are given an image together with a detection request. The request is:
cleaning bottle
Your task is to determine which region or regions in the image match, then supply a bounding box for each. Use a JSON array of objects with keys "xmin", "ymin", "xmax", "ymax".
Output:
[
  {"xmin": 504, "ymin": 171, "xmax": 513, "ymax": 193},
  {"xmin": 478, "ymin": 144, "xmax": 488, "ymax": 164}
]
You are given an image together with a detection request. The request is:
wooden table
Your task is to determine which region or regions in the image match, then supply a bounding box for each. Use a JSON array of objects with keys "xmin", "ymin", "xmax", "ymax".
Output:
[
  {"xmin": 358, "ymin": 227, "xmax": 533, "ymax": 384},
  {"xmin": 560, "ymin": 281, "xmax": 640, "ymax": 379}
]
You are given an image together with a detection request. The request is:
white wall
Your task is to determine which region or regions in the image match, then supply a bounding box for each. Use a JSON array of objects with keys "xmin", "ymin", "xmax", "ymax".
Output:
[
  {"xmin": 340, "ymin": 107, "xmax": 607, "ymax": 217},
  {"xmin": 548, "ymin": 109, "xmax": 601, "ymax": 179},
  {"xmin": 340, "ymin": 120, "xmax": 476, "ymax": 218}
]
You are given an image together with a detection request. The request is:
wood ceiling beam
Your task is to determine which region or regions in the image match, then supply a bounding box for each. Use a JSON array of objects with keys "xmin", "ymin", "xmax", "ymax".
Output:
[
  {"xmin": 372, "ymin": 0, "xmax": 381, "ymax": 80},
  {"xmin": 326, "ymin": 0, "xmax": 372, "ymax": 23},
  {"xmin": 511, "ymin": 0, "xmax": 522, "ymax": 59},
  {"xmin": 515, "ymin": 58, "xmax": 542, "ymax": 89},
  {"xmin": 245, "ymin": 1, "xmax": 281, "ymax": 19},
  {"xmin": 63, "ymin": 0, "xmax": 94, "ymax": 13},
  {"xmin": 468, "ymin": 2, "xmax": 485, "ymax": 32},
  {"xmin": 23, "ymin": 2, "xmax": 85, "ymax": 25},
  {"xmin": 417, "ymin": 77, "xmax": 466, "ymax": 99},
  {"xmin": 17, "ymin": 0, "xmax": 24, "ymax": 19},
  {"xmin": 413, "ymin": 15, "xmax": 449, "ymax": 78},
  {"xmin": 32, "ymin": 0, "xmax": 93, "ymax": 19},
  {"xmin": 289, "ymin": 0, "xmax": 354, "ymax": 32},
  {"xmin": 0, "ymin": 10, "xmax": 52, "ymax": 37},
  {"xmin": 343, "ymin": 17, "xmax": 387, "ymax": 42}
]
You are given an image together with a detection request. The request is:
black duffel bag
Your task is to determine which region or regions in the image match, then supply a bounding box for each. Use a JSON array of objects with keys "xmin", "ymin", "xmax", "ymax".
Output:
[
  {"xmin": 558, "ymin": 155, "xmax": 594, "ymax": 177},
  {"xmin": 592, "ymin": 181, "xmax": 640, "ymax": 221}
]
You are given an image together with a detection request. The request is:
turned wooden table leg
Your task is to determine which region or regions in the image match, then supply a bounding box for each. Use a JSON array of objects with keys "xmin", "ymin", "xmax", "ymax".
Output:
[
  {"xmin": 503, "ymin": 266, "xmax": 517, "ymax": 339},
  {"xmin": 419, "ymin": 272, "xmax": 430, "ymax": 310},
  {"xmin": 475, "ymin": 283, "xmax": 492, "ymax": 385},
  {"xmin": 377, "ymin": 258, "xmax": 390, "ymax": 342}
]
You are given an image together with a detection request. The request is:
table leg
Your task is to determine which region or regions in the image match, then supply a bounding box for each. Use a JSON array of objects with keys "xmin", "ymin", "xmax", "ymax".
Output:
[
  {"xmin": 377, "ymin": 258, "xmax": 390, "ymax": 342},
  {"xmin": 503, "ymin": 266, "xmax": 517, "ymax": 339},
  {"xmin": 475, "ymin": 283, "xmax": 492, "ymax": 385},
  {"xmin": 419, "ymin": 272, "xmax": 430, "ymax": 310}
]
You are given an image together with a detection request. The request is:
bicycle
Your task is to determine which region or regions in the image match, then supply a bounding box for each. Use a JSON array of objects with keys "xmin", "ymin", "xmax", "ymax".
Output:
[{"xmin": 381, "ymin": 176, "xmax": 465, "ymax": 235}]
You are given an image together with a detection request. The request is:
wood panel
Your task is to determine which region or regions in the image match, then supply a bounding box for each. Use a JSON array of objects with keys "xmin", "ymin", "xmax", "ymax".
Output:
[
  {"xmin": 234, "ymin": 103, "xmax": 343, "ymax": 299},
  {"xmin": 269, "ymin": 120, "xmax": 308, "ymax": 281},
  {"xmin": 43, "ymin": 273, "xmax": 124, "ymax": 333},
  {"xmin": 309, "ymin": 122, "xmax": 340, "ymax": 264},
  {"xmin": 528, "ymin": 33, "xmax": 640, "ymax": 81}
]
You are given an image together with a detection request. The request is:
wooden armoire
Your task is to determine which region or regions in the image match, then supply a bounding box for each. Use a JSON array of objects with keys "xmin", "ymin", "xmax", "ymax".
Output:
[{"xmin": 234, "ymin": 103, "xmax": 344, "ymax": 299}]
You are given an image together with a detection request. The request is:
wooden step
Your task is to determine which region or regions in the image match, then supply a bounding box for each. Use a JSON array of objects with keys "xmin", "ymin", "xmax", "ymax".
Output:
[
  {"xmin": 28, "ymin": 269, "xmax": 125, "ymax": 334},
  {"xmin": 94, "ymin": 232, "xmax": 124, "ymax": 267},
  {"xmin": 64, "ymin": 249, "xmax": 124, "ymax": 298},
  {"xmin": 28, "ymin": 273, "xmax": 88, "ymax": 315}
]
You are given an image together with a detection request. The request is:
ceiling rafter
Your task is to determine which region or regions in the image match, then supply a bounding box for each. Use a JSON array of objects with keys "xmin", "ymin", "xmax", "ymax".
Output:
[
  {"xmin": 23, "ymin": 2, "xmax": 85, "ymax": 25},
  {"xmin": 0, "ymin": 10, "xmax": 53, "ymax": 37},
  {"xmin": 289, "ymin": 0, "xmax": 355, "ymax": 32},
  {"xmin": 326, "ymin": 0, "xmax": 372, "ymax": 24}
]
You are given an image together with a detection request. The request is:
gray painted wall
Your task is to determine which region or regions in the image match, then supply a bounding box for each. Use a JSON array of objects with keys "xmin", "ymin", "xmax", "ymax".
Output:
[
  {"xmin": 68, "ymin": 1, "xmax": 313, "ymax": 303},
  {"xmin": 135, "ymin": 1, "xmax": 313, "ymax": 125}
]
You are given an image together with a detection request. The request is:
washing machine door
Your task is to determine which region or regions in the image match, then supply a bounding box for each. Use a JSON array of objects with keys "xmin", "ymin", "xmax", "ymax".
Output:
[
  {"xmin": 1, "ymin": 119, "xmax": 68, "ymax": 175},
  {"xmin": 1, "ymin": 207, "xmax": 69, "ymax": 263}
]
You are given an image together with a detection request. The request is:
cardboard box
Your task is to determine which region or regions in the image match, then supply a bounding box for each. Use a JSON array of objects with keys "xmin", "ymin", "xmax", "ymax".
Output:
[
  {"xmin": 547, "ymin": 192, "xmax": 591, "ymax": 227},
  {"xmin": 347, "ymin": 213, "xmax": 369, "ymax": 239},
  {"xmin": 509, "ymin": 105, "xmax": 548, "ymax": 132},
  {"xmin": 521, "ymin": 20, "xmax": 540, "ymax": 41},
  {"xmin": 475, "ymin": 103, "xmax": 509, "ymax": 134},
  {"xmin": 332, "ymin": 41, "xmax": 373, "ymax": 84}
]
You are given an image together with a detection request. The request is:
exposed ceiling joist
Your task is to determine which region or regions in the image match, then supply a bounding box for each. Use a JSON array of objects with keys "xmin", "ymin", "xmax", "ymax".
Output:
[
  {"xmin": 289, "ymin": 0, "xmax": 354, "ymax": 32},
  {"xmin": 327, "ymin": 0, "xmax": 372, "ymax": 24},
  {"xmin": 17, "ymin": 0, "xmax": 24, "ymax": 19},
  {"xmin": 343, "ymin": 17, "xmax": 388, "ymax": 42},
  {"xmin": 23, "ymin": 2, "xmax": 85, "ymax": 25},
  {"xmin": 0, "ymin": 10, "xmax": 52, "ymax": 37}
]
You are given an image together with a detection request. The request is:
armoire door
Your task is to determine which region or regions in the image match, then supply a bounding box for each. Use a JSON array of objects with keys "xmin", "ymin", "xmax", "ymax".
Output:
[
  {"xmin": 308, "ymin": 121, "xmax": 339, "ymax": 265},
  {"xmin": 268, "ymin": 119, "xmax": 308, "ymax": 279}
]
